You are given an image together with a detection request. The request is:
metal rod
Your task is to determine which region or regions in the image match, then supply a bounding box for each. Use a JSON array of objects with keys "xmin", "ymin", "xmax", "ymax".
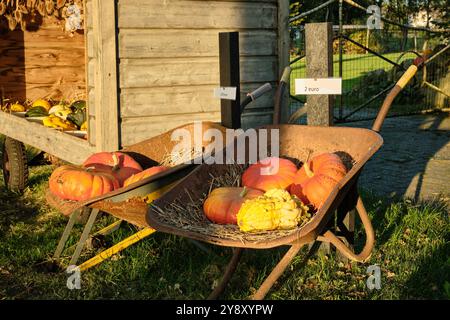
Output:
[
  {"xmin": 289, "ymin": 54, "xmax": 305, "ymax": 66},
  {"xmin": 53, "ymin": 209, "xmax": 81, "ymax": 260},
  {"xmin": 64, "ymin": 219, "xmax": 123, "ymax": 253},
  {"xmin": 252, "ymin": 242, "xmax": 305, "ymax": 300},
  {"xmin": 424, "ymin": 44, "xmax": 450, "ymax": 66},
  {"xmin": 290, "ymin": 94, "xmax": 304, "ymax": 103},
  {"xmin": 338, "ymin": 0, "xmax": 344, "ymax": 120},
  {"xmin": 78, "ymin": 228, "xmax": 156, "ymax": 272},
  {"xmin": 69, "ymin": 209, "xmax": 100, "ymax": 266},
  {"xmin": 341, "ymin": 35, "xmax": 404, "ymax": 69},
  {"xmin": 423, "ymin": 81, "xmax": 450, "ymax": 98},
  {"xmin": 208, "ymin": 248, "xmax": 243, "ymax": 300},
  {"xmin": 187, "ymin": 239, "xmax": 214, "ymax": 256},
  {"xmin": 289, "ymin": 0, "xmax": 337, "ymax": 23},
  {"xmin": 341, "ymin": 83, "xmax": 395, "ymax": 120}
]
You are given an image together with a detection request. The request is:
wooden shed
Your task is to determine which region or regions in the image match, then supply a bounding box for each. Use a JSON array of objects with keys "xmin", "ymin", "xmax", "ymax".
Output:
[{"xmin": 0, "ymin": 0, "xmax": 289, "ymax": 165}]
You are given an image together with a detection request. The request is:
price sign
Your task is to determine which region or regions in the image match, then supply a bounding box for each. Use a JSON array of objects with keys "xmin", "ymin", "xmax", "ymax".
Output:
[
  {"xmin": 213, "ymin": 87, "xmax": 237, "ymax": 100},
  {"xmin": 295, "ymin": 78, "xmax": 342, "ymax": 95}
]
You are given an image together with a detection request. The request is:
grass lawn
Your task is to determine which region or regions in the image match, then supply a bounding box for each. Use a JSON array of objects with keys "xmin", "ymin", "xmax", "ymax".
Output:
[{"xmin": 0, "ymin": 163, "xmax": 448, "ymax": 300}]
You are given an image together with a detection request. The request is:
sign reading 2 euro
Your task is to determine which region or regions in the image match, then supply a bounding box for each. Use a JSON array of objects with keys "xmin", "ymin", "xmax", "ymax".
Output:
[{"xmin": 295, "ymin": 78, "xmax": 342, "ymax": 95}]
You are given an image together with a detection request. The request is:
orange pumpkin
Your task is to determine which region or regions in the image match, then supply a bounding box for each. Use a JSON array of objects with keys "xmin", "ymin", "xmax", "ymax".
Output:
[
  {"xmin": 203, "ymin": 187, "xmax": 264, "ymax": 225},
  {"xmin": 49, "ymin": 165, "xmax": 120, "ymax": 201},
  {"xmin": 290, "ymin": 153, "xmax": 347, "ymax": 209},
  {"xmin": 123, "ymin": 166, "xmax": 169, "ymax": 187},
  {"xmin": 82, "ymin": 152, "xmax": 143, "ymax": 187},
  {"xmin": 242, "ymin": 157, "xmax": 297, "ymax": 192}
]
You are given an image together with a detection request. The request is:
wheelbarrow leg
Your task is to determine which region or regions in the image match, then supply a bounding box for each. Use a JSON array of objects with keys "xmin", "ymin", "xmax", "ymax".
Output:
[
  {"xmin": 53, "ymin": 209, "xmax": 82, "ymax": 260},
  {"xmin": 69, "ymin": 208, "xmax": 100, "ymax": 266},
  {"xmin": 252, "ymin": 242, "xmax": 306, "ymax": 300},
  {"xmin": 208, "ymin": 247, "xmax": 243, "ymax": 300}
]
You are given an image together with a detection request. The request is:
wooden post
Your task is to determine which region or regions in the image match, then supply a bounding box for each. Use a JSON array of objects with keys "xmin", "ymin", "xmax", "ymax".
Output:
[
  {"xmin": 305, "ymin": 23, "xmax": 334, "ymax": 126},
  {"xmin": 278, "ymin": 0, "xmax": 290, "ymax": 123},
  {"xmin": 366, "ymin": 28, "xmax": 370, "ymax": 54},
  {"xmin": 92, "ymin": 0, "xmax": 120, "ymax": 151},
  {"xmin": 219, "ymin": 32, "xmax": 241, "ymax": 129}
]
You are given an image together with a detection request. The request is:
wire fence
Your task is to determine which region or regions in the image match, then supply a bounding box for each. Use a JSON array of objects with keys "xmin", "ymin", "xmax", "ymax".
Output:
[{"xmin": 289, "ymin": 21, "xmax": 449, "ymax": 124}]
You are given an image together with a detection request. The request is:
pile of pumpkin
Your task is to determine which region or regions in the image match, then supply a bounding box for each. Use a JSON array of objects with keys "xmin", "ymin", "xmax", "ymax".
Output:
[
  {"xmin": 5, "ymin": 99, "xmax": 87, "ymax": 132},
  {"xmin": 49, "ymin": 151, "xmax": 168, "ymax": 202},
  {"xmin": 204, "ymin": 153, "xmax": 348, "ymax": 233}
]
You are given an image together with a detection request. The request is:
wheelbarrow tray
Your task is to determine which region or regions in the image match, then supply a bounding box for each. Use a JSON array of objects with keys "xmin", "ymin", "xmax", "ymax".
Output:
[
  {"xmin": 46, "ymin": 121, "xmax": 228, "ymax": 227},
  {"xmin": 147, "ymin": 124, "xmax": 383, "ymax": 248}
]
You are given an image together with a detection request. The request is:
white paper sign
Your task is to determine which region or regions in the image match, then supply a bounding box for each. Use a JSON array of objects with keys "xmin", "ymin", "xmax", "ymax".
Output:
[
  {"xmin": 213, "ymin": 87, "xmax": 237, "ymax": 100},
  {"xmin": 295, "ymin": 78, "xmax": 342, "ymax": 95}
]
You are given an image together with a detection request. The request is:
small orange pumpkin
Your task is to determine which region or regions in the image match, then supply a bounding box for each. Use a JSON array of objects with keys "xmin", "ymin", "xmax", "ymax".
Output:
[
  {"xmin": 49, "ymin": 165, "xmax": 120, "ymax": 201},
  {"xmin": 82, "ymin": 152, "xmax": 143, "ymax": 187},
  {"xmin": 242, "ymin": 157, "xmax": 297, "ymax": 192},
  {"xmin": 290, "ymin": 153, "xmax": 347, "ymax": 209},
  {"xmin": 123, "ymin": 166, "xmax": 169, "ymax": 187},
  {"xmin": 203, "ymin": 187, "xmax": 264, "ymax": 225}
]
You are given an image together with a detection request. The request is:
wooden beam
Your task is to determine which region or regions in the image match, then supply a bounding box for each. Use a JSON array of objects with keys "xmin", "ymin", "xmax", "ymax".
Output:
[
  {"xmin": 0, "ymin": 112, "xmax": 94, "ymax": 165},
  {"xmin": 92, "ymin": 0, "xmax": 120, "ymax": 151},
  {"xmin": 305, "ymin": 22, "xmax": 334, "ymax": 126},
  {"xmin": 278, "ymin": 0, "xmax": 290, "ymax": 123},
  {"xmin": 219, "ymin": 32, "xmax": 241, "ymax": 129}
]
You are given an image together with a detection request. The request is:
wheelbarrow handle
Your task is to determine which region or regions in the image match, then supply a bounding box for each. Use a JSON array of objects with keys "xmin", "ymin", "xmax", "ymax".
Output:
[
  {"xmin": 318, "ymin": 197, "xmax": 375, "ymax": 262},
  {"xmin": 240, "ymin": 83, "xmax": 273, "ymax": 113},
  {"xmin": 372, "ymin": 64, "xmax": 418, "ymax": 132}
]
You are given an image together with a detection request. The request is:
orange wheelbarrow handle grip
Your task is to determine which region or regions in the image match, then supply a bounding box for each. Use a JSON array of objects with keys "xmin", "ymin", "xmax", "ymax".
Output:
[{"xmin": 318, "ymin": 197, "xmax": 375, "ymax": 262}]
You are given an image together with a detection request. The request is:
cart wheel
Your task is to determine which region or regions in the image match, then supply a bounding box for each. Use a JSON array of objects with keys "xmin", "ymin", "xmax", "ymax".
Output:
[{"xmin": 2, "ymin": 137, "xmax": 29, "ymax": 192}]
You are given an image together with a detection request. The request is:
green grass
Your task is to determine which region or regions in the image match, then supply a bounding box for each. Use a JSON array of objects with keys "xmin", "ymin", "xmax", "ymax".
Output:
[
  {"xmin": 0, "ymin": 164, "xmax": 448, "ymax": 300},
  {"xmin": 290, "ymin": 52, "xmax": 417, "ymax": 103}
]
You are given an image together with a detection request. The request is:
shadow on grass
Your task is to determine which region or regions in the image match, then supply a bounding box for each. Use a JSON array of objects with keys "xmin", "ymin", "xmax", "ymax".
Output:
[
  {"xmin": 0, "ymin": 188, "xmax": 40, "ymax": 228},
  {"xmin": 27, "ymin": 165, "xmax": 54, "ymax": 188},
  {"xmin": 401, "ymin": 242, "xmax": 450, "ymax": 299}
]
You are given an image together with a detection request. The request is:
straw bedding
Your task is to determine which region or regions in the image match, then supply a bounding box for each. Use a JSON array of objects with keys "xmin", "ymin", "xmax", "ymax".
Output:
[{"xmin": 150, "ymin": 163, "xmax": 317, "ymax": 244}]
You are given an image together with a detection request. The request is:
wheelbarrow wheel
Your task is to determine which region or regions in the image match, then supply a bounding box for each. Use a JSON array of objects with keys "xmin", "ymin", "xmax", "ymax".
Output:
[{"xmin": 2, "ymin": 137, "xmax": 29, "ymax": 192}]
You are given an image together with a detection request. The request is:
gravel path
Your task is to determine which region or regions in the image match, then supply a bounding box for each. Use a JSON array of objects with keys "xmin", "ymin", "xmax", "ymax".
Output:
[{"xmin": 342, "ymin": 112, "xmax": 450, "ymax": 204}]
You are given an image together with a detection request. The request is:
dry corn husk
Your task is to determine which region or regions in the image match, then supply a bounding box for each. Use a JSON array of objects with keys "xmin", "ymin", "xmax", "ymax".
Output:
[
  {"xmin": 20, "ymin": 19, "xmax": 27, "ymax": 31},
  {"xmin": 56, "ymin": 0, "xmax": 66, "ymax": 9},
  {"xmin": 14, "ymin": 9, "xmax": 22, "ymax": 23},
  {"xmin": 45, "ymin": 0, "xmax": 53, "ymax": 15},
  {"xmin": 26, "ymin": 0, "xmax": 36, "ymax": 9},
  {"xmin": 1, "ymin": 0, "xmax": 84, "ymax": 31},
  {"xmin": 36, "ymin": 0, "xmax": 46, "ymax": 16},
  {"xmin": 18, "ymin": 4, "xmax": 28, "ymax": 14},
  {"xmin": 5, "ymin": 14, "xmax": 17, "ymax": 30},
  {"xmin": 0, "ymin": 3, "xmax": 6, "ymax": 16}
]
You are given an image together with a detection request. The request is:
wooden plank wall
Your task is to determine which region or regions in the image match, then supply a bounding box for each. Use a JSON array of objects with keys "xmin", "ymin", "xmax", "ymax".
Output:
[
  {"xmin": 117, "ymin": 0, "xmax": 280, "ymax": 147},
  {"xmin": 0, "ymin": 16, "xmax": 86, "ymax": 103},
  {"xmin": 85, "ymin": 0, "xmax": 96, "ymax": 146}
]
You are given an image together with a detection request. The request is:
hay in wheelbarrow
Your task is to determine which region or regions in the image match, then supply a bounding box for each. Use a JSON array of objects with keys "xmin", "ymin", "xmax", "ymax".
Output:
[{"xmin": 148, "ymin": 124, "xmax": 382, "ymax": 247}]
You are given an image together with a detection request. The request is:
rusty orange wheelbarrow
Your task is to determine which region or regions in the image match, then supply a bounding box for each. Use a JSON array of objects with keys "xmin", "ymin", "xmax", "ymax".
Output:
[
  {"xmin": 46, "ymin": 122, "xmax": 229, "ymax": 271},
  {"xmin": 147, "ymin": 65, "xmax": 420, "ymax": 300}
]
